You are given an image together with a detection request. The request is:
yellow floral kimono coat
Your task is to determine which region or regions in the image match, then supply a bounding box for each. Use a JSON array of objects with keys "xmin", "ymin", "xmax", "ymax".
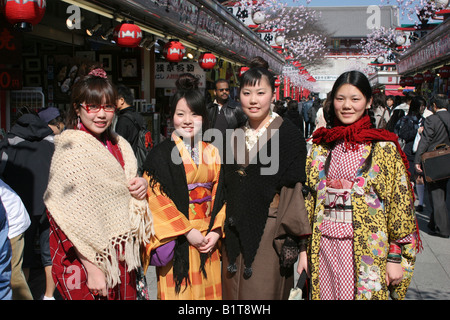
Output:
[
  {"xmin": 305, "ymin": 141, "xmax": 419, "ymax": 300},
  {"xmin": 142, "ymin": 135, "xmax": 225, "ymax": 300}
]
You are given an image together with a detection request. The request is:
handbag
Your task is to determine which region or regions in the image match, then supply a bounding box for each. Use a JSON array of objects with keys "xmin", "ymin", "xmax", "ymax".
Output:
[
  {"xmin": 421, "ymin": 113, "xmax": 450, "ymax": 183},
  {"xmin": 288, "ymin": 270, "xmax": 308, "ymax": 300},
  {"xmin": 421, "ymin": 144, "xmax": 450, "ymax": 182},
  {"xmin": 149, "ymin": 240, "xmax": 175, "ymax": 267}
]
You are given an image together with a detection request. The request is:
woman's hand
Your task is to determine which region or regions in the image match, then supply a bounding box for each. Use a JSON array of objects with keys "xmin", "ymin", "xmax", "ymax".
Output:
[
  {"xmin": 185, "ymin": 228, "xmax": 208, "ymax": 249},
  {"xmin": 128, "ymin": 177, "xmax": 148, "ymax": 200},
  {"xmin": 386, "ymin": 262, "xmax": 403, "ymax": 286},
  {"xmin": 296, "ymin": 250, "xmax": 310, "ymax": 277},
  {"xmin": 198, "ymin": 228, "xmax": 222, "ymax": 253},
  {"xmin": 75, "ymin": 247, "xmax": 107, "ymax": 297}
]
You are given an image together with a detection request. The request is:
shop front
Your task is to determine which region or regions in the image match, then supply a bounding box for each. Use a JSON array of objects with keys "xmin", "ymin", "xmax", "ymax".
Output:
[
  {"xmin": 0, "ymin": 0, "xmax": 285, "ymax": 139},
  {"xmin": 397, "ymin": 15, "xmax": 450, "ymax": 101}
]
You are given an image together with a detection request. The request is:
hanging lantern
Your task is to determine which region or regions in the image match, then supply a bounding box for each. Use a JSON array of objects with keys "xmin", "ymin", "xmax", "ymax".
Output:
[
  {"xmin": 275, "ymin": 35, "xmax": 285, "ymax": 46},
  {"xmin": 405, "ymin": 76, "xmax": 414, "ymax": 86},
  {"xmin": 423, "ymin": 70, "xmax": 434, "ymax": 82},
  {"xmin": 163, "ymin": 39, "xmax": 186, "ymax": 63},
  {"xmin": 113, "ymin": 21, "xmax": 142, "ymax": 48},
  {"xmin": 413, "ymin": 73, "xmax": 424, "ymax": 84},
  {"xmin": 252, "ymin": 11, "xmax": 266, "ymax": 25},
  {"xmin": 399, "ymin": 77, "xmax": 406, "ymax": 87},
  {"xmin": 2, "ymin": 0, "xmax": 46, "ymax": 31},
  {"xmin": 274, "ymin": 77, "xmax": 281, "ymax": 87},
  {"xmin": 239, "ymin": 66, "xmax": 249, "ymax": 77},
  {"xmin": 198, "ymin": 52, "xmax": 216, "ymax": 70},
  {"xmin": 440, "ymin": 65, "xmax": 450, "ymax": 79}
]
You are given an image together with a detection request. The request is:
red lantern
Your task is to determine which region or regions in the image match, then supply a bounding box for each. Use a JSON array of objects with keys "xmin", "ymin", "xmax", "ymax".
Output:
[
  {"xmin": 163, "ymin": 40, "xmax": 185, "ymax": 63},
  {"xmin": 440, "ymin": 65, "xmax": 450, "ymax": 79},
  {"xmin": 113, "ymin": 22, "xmax": 142, "ymax": 48},
  {"xmin": 239, "ymin": 66, "xmax": 249, "ymax": 77},
  {"xmin": 413, "ymin": 73, "xmax": 424, "ymax": 84},
  {"xmin": 423, "ymin": 70, "xmax": 434, "ymax": 82},
  {"xmin": 274, "ymin": 77, "xmax": 281, "ymax": 87},
  {"xmin": 198, "ymin": 52, "xmax": 216, "ymax": 70},
  {"xmin": 399, "ymin": 77, "xmax": 406, "ymax": 87},
  {"xmin": 405, "ymin": 77, "xmax": 414, "ymax": 86},
  {"xmin": 2, "ymin": 0, "xmax": 46, "ymax": 31}
]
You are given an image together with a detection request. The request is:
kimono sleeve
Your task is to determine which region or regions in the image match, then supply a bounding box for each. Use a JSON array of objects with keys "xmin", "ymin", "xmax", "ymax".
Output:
[{"xmin": 383, "ymin": 143, "xmax": 417, "ymax": 242}]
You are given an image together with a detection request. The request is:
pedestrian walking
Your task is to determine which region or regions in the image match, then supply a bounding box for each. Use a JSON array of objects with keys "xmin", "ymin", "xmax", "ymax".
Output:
[
  {"xmin": 414, "ymin": 94, "xmax": 450, "ymax": 239},
  {"xmin": 307, "ymin": 70, "xmax": 420, "ymax": 300},
  {"xmin": 44, "ymin": 68, "xmax": 153, "ymax": 300}
]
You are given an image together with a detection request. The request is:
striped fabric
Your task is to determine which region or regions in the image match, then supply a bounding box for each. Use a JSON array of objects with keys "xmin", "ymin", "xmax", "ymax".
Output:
[{"xmin": 144, "ymin": 136, "xmax": 225, "ymax": 300}]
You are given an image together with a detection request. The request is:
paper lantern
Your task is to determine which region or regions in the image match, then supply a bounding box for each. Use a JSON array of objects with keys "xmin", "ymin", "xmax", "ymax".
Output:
[
  {"xmin": 113, "ymin": 22, "xmax": 142, "ymax": 48},
  {"xmin": 2, "ymin": 0, "xmax": 46, "ymax": 31},
  {"xmin": 423, "ymin": 70, "xmax": 434, "ymax": 82},
  {"xmin": 163, "ymin": 40, "xmax": 185, "ymax": 63},
  {"xmin": 399, "ymin": 77, "xmax": 406, "ymax": 87},
  {"xmin": 274, "ymin": 77, "xmax": 281, "ymax": 87},
  {"xmin": 413, "ymin": 73, "xmax": 424, "ymax": 84},
  {"xmin": 405, "ymin": 77, "xmax": 414, "ymax": 86},
  {"xmin": 440, "ymin": 65, "xmax": 450, "ymax": 79},
  {"xmin": 239, "ymin": 66, "xmax": 249, "ymax": 77},
  {"xmin": 198, "ymin": 52, "xmax": 216, "ymax": 70}
]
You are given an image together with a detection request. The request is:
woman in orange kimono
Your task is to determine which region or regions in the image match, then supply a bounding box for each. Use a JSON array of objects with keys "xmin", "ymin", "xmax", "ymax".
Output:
[{"xmin": 141, "ymin": 76, "xmax": 225, "ymax": 300}]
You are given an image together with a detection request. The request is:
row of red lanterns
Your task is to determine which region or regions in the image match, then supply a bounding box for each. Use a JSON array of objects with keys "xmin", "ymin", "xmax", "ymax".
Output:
[{"xmin": 400, "ymin": 65, "xmax": 450, "ymax": 86}]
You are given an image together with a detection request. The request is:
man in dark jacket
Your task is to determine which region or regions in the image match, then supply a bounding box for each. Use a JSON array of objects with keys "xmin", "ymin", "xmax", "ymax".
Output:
[
  {"xmin": 115, "ymin": 84, "xmax": 145, "ymax": 152},
  {"xmin": 0, "ymin": 111, "xmax": 55, "ymax": 298},
  {"xmin": 415, "ymin": 94, "xmax": 450, "ymax": 238},
  {"xmin": 206, "ymin": 79, "xmax": 247, "ymax": 137}
]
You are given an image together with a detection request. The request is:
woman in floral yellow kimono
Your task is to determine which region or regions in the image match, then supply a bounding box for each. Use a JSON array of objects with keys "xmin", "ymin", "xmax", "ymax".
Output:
[
  {"xmin": 303, "ymin": 71, "xmax": 420, "ymax": 300},
  {"xmin": 141, "ymin": 77, "xmax": 225, "ymax": 300}
]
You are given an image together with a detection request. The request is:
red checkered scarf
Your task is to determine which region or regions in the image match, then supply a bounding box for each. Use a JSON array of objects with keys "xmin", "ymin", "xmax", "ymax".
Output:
[{"xmin": 312, "ymin": 115, "xmax": 409, "ymax": 173}]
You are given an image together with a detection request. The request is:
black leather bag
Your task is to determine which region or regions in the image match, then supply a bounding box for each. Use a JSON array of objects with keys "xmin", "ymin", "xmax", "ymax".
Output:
[{"xmin": 421, "ymin": 144, "xmax": 450, "ymax": 182}]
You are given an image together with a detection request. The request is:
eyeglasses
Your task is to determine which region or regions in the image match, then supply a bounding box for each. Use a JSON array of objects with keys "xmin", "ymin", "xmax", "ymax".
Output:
[
  {"xmin": 217, "ymin": 88, "xmax": 230, "ymax": 92},
  {"xmin": 79, "ymin": 104, "xmax": 116, "ymax": 113}
]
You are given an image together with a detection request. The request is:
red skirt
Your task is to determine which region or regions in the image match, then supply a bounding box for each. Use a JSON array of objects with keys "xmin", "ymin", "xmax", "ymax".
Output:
[{"xmin": 48, "ymin": 214, "xmax": 137, "ymax": 300}]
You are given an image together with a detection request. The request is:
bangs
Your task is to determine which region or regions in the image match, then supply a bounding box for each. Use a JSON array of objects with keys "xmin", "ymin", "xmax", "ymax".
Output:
[
  {"xmin": 240, "ymin": 67, "xmax": 275, "ymax": 90},
  {"xmin": 72, "ymin": 77, "xmax": 117, "ymax": 105}
]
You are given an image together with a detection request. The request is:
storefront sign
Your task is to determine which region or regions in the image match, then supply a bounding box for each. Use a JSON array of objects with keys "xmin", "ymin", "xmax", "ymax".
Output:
[
  {"xmin": 312, "ymin": 75, "xmax": 339, "ymax": 81},
  {"xmin": 0, "ymin": 69, "xmax": 22, "ymax": 90},
  {"xmin": 398, "ymin": 31, "xmax": 450, "ymax": 74},
  {"xmin": 155, "ymin": 62, "xmax": 206, "ymax": 88},
  {"xmin": 0, "ymin": 20, "xmax": 22, "ymax": 64}
]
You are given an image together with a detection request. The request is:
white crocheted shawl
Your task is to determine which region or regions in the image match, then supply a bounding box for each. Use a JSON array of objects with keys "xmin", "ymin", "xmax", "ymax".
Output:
[{"xmin": 44, "ymin": 129, "xmax": 153, "ymax": 288}]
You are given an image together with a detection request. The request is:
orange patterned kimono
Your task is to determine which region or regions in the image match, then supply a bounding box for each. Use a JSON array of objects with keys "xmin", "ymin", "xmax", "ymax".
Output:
[{"xmin": 143, "ymin": 134, "xmax": 225, "ymax": 300}]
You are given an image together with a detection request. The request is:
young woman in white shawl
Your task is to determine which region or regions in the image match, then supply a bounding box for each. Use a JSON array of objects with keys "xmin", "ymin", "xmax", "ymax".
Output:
[{"xmin": 44, "ymin": 68, "xmax": 153, "ymax": 300}]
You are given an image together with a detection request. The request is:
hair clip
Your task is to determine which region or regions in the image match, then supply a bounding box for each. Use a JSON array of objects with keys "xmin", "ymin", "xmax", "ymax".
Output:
[{"xmin": 88, "ymin": 68, "xmax": 107, "ymax": 79}]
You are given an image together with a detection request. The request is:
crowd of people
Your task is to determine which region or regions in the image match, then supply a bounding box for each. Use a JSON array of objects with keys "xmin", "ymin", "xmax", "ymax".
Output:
[{"xmin": 0, "ymin": 58, "xmax": 448, "ymax": 300}]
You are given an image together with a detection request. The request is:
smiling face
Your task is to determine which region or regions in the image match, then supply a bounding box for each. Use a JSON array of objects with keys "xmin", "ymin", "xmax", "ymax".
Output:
[
  {"xmin": 75, "ymin": 97, "xmax": 115, "ymax": 138},
  {"xmin": 333, "ymin": 84, "xmax": 372, "ymax": 125},
  {"xmin": 240, "ymin": 75, "xmax": 275, "ymax": 130},
  {"xmin": 173, "ymin": 97, "xmax": 203, "ymax": 140}
]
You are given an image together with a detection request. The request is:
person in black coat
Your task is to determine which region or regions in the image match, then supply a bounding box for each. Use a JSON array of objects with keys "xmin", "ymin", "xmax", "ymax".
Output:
[
  {"xmin": 414, "ymin": 94, "xmax": 450, "ymax": 238},
  {"xmin": 283, "ymin": 100, "xmax": 304, "ymax": 135},
  {"xmin": 0, "ymin": 110, "xmax": 55, "ymax": 298}
]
